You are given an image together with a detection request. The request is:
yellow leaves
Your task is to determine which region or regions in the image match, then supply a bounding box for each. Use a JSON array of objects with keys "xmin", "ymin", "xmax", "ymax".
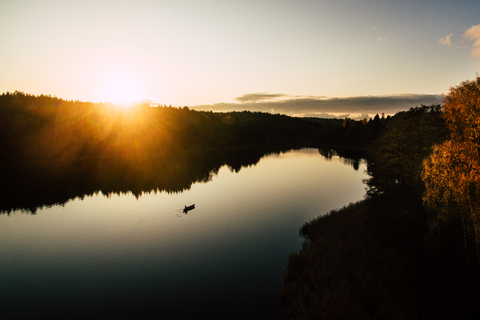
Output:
[
  {"xmin": 423, "ymin": 141, "xmax": 478, "ymax": 206},
  {"xmin": 443, "ymin": 77, "xmax": 480, "ymax": 143},
  {"xmin": 422, "ymin": 77, "xmax": 480, "ymax": 219}
]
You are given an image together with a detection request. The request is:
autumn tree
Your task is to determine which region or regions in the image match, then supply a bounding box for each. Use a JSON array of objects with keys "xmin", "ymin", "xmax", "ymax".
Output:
[{"xmin": 422, "ymin": 76, "xmax": 480, "ymax": 267}]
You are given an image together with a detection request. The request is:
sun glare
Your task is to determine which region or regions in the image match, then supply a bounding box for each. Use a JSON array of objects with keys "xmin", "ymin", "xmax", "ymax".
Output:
[{"xmin": 102, "ymin": 72, "xmax": 144, "ymax": 107}]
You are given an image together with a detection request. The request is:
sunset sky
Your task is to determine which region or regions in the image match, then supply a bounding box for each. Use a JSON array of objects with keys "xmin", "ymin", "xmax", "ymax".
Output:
[{"xmin": 1, "ymin": 0, "xmax": 479, "ymax": 117}]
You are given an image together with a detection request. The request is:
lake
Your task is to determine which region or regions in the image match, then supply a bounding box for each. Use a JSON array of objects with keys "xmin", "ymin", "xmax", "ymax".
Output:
[{"xmin": 0, "ymin": 148, "xmax": 368, "ymax": 319}]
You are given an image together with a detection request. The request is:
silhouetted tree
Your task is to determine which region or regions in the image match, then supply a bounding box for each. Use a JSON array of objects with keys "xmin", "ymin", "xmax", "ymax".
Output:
[{"xmin": 367, "ymin": 105, "xmax": 447, "ymax": 199}]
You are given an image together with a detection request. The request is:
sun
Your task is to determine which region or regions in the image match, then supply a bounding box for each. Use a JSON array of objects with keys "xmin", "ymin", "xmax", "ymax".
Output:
[{"xmin": 102, "ymin": 72, "xmax": 144, "ymax": 107}]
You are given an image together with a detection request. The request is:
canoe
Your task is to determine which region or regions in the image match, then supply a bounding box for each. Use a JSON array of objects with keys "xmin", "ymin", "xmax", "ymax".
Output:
[{"xmin": 183, "ymin": 204, "xmax": 195, "ymax": 213}]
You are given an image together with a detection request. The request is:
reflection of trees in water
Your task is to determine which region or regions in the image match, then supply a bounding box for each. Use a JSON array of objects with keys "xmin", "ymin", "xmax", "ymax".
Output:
[
  {"xmin": 317, "ymin": 148, "xmax": 366, "ymax": 171},
  {"xmin": 0, "ymin": 147, "xmax": 365, "ymax": 214}
]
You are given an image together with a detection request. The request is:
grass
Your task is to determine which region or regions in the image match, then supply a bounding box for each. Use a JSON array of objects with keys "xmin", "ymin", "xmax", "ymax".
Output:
[{"xmin": 282, "ymin": 195, "xmax": 480, "ymax": 319}]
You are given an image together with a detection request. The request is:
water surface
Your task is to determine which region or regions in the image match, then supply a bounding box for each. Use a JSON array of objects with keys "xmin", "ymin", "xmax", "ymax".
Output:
[{"xmin": 0, "ymin": 148, "xmax": 367, "ymax": 319}]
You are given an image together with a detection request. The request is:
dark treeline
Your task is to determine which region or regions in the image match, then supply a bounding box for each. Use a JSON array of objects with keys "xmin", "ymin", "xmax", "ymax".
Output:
[
  {"xmin": 0, "ymin": 91, "xmax": 318, "ymax": 164},
  {"xmin": 0, "ymin": 91, "xmax": 385, "ymax": 164},
  {"xmin": 282, "ymin": 87, "xmax": 480, "ymax": 318},
  {"xmin": 311, "ymin": 112, "xmax": 388, "ymax": 146}
]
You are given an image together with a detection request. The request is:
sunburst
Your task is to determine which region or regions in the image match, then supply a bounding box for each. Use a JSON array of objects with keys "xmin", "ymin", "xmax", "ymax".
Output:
[{"xmin": 102, "ymin": 72, "xmax": 144, "ymax": 108}]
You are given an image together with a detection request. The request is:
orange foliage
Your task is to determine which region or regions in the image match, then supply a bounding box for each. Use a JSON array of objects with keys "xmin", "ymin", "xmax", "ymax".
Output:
[
  {"xmin": 423, "ymin": 141, "xmax": 480, "ymax": 214},
  {"xmin": 422, "ymin": 77, "xmax": 480, "ymax": 219}
]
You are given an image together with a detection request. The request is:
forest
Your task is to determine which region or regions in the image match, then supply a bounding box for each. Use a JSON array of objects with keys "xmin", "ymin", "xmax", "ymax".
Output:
[
  {"xmin": 282, "ymin": 77, "xmax": 480, "ymax": 319},
  {"xmin": 0, "ymin": 91, "xmax": 385, "ymax": 165}
]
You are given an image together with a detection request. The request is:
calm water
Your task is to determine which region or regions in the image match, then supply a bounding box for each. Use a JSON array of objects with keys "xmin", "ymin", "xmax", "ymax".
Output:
[{"xmin": 0, "ymin": 148, "xmax": 367, "ymax": 319}]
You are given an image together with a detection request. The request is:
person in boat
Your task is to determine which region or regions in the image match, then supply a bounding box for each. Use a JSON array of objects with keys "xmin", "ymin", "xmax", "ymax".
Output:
[{"xmin": 184, "ymin": 204, "xmax": 195, "ymax": 212}]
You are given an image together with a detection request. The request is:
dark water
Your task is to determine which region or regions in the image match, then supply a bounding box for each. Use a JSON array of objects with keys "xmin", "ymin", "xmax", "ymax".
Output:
[{"xmin": 0, "ymin": 148, "xmax": 367, "ymax": 319}]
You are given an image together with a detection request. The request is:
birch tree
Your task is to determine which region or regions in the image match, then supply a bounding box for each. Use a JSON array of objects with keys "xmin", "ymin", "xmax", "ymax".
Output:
[{"xmin": 422, "ymin": 76, "xmax": 480, "ymax": 267}]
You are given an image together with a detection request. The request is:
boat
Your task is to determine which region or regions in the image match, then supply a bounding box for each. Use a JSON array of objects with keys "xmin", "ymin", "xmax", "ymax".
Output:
[{"xmin": 183, "ymin": 204, "xmax": 195, "ymax": 213}]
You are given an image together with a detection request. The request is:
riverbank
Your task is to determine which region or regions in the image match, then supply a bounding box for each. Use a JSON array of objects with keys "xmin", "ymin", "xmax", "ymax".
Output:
[
  {"xmin": 281, "ymin": 104, "xmax": 480, "ymax": 319},
  {"xmin": 281, "ymin": 191, "xmax": 480, "ymax": 319}
]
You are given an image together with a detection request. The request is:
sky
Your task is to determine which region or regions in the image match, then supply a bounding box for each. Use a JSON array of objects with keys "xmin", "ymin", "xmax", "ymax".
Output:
[{"xmin": 1, "ymin": 0, "xmax": 479, "ymax": 118}]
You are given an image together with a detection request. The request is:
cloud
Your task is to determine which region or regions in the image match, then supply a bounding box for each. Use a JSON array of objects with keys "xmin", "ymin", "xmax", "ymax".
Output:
[
  {"xmin": 463, "ymin": 24, "xmax": 480, "ymax": 58},
  {"xmin": 464, "ymin": 25, "xmax": 480, "ymax": 46},
  {"xmin": 235, "ymin": 92, "xmax": 286, "ymax": 103},
  {"xmin": 192, "ymin": 93, "xmax": 445, "ymax": 118},
  {"xmin": 439, "ymin": 34, "xmax": 453, "ymax": 47},
  {"xmin": 472, "ymin": 48, "xmax": 480, "ymax": 58}
]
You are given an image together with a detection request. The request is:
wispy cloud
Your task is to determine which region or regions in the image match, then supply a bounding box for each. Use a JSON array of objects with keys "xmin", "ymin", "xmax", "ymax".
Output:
[
  {"xmin": 192, "ymin": 93, "xmax": 445, "ymax": 118},
  {"xmin": 439, "ymin": 34, "xmax": 453, "ymax": 47},
  {"xmin": 235, "ymin": 93, "xmax": 286, "ymax": 103},
  {"xmin": 463, "ymin": 24, "xmax": 480, "ymax": 58}
]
